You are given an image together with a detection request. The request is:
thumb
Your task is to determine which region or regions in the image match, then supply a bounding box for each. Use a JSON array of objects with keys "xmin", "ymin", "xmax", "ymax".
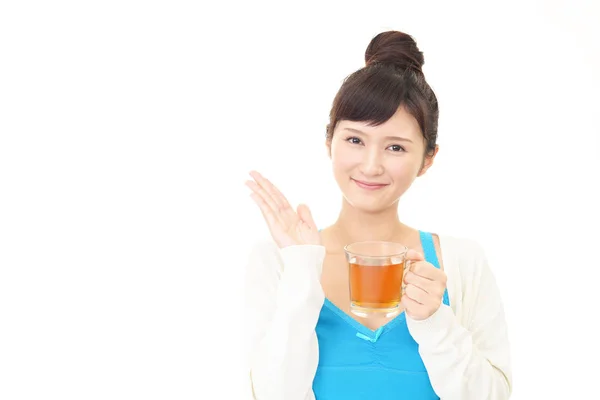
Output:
[
  {"xmin": 297, "ymin": 204, "xmax": 317, "ymax": 230},
  {"xmin": 406, "ymin": 249, "xmax": 425, "ymax": 262}
]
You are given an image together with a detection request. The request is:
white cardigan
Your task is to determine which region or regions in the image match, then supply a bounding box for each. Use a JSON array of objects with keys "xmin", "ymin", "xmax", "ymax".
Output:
[{"xmin": 244, "ymin": 234, "xmax": 512, "ymax": 400}]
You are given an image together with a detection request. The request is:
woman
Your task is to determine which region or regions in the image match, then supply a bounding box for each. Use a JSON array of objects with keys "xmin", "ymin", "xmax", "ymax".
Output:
[{"xmin": 244, "ymin": 30, "xmax": 512, "ymax": 400}]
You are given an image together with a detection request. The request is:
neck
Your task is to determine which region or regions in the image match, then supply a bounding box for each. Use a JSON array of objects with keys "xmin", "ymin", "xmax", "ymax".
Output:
[{"xmin": 331, "ymin": 198, "xmax": 410, "ymax": 245}]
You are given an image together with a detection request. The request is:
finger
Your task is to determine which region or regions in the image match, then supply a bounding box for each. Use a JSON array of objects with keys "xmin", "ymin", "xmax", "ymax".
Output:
[
  {"xmin": 401, "ymin": 295, "xmax": 427, "ymax": 318},
  {"xmin": 245, "ymin": 180, "xmax": 280, "ymax": 218},
  {"xmin": 249, "ymin": 171, "xmax": 291, "ymax": 211},
  {"xmin": 406, "ymin": 249, "xmax": 425, "ymax": 262},
  {"xmin": 404, "ymin": 271, "xmax": 444, "ymax": 297},
  {"xmin": 250, "ymin": 172, "xmax": 299, "ymax": 227},
  {"xmin": 297, "ymin": 204, "xmax": 317, "ymax": 230},
  {"xmin": 410, "ymin": 261, "xmax": 446, "ymax": 282},
  {"xmin": 249, "ymin": 192, "xmax": 279, "ymax": 228},
  {"xmin": 404, "ymin": 283, "xmax": 428, "ymax": 305}
]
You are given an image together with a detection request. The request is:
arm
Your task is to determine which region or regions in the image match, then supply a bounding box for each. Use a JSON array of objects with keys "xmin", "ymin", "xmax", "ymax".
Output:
[
  {"xmin": 244, "ymin": 241, "xmax": 326, "ymax": 400},
  {"xmin": 406, "ymin": 242, "xmax": 512, "ymax": 400}
]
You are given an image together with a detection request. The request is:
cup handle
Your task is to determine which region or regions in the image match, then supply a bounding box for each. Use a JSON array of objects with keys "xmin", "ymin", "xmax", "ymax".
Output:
[{"xmin": 402, "ymin": 259, "xmax": 411, "ymax": 296}]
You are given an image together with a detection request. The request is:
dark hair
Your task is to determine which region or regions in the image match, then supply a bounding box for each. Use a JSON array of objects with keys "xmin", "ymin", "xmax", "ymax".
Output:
[{"xmin": 326, "ymin": 31, "xmax": 439, "ymax": 157}]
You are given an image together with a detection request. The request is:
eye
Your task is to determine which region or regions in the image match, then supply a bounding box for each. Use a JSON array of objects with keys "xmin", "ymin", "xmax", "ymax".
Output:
[
  {"xmin": 345, "ymin": 136, "xmax": 363, "ymax": 145},
  {"xmin": 388, "ymin": 144, "xmax": 406, "ymax": 152}
]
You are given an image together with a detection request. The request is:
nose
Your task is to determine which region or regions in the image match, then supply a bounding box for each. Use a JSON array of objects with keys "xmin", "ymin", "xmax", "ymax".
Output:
[{"xmin": 359, "ymin": 147, "xmax": 384, "ymax": 177}]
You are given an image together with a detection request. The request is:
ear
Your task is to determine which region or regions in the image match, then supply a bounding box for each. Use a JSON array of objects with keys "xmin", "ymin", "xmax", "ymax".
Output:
[
  {"xmin": 417, "ymin": 145, "xmax": 439, "ymax": 177},
  {"xmin": 325, "ymin": 138, "xmax": 332, "ymax": 158}
]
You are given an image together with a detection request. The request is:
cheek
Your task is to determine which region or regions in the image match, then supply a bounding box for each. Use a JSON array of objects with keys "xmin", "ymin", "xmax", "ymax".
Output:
[
  {"xmin": 331, "ymin": 145, "xmax": 357, "ymax": 171},
  {"xmin": 385, "ymin": 157, "xmax": 422, "ymax": 181}
]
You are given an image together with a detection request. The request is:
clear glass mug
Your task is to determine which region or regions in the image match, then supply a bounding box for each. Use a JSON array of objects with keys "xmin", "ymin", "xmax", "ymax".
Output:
[{"xmin": 343, "ymin": 241, "xmax": 411, "ymax": 318}]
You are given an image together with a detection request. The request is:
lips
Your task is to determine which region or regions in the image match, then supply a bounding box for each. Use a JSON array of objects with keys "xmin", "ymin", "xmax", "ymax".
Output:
[{"xmin": 352, "ymin": 178, "xmax": 388, "ymax": 190}]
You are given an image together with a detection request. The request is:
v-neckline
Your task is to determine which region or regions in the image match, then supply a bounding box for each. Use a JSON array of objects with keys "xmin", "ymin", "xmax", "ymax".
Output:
[{"xmin": 322, "ymin": 297, "xmax": 407, "ymax": 339}]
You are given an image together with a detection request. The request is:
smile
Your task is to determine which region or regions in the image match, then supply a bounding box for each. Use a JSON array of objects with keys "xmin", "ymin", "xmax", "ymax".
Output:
[{"xmin": 351, "ymin": 178, "xmax": 389, "ymax": 190}]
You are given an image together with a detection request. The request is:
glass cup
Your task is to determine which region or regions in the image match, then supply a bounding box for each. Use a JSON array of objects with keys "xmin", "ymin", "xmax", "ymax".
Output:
[{"xmin": 344, "ymin": 241, "xmax": 411, "ymax": 318}]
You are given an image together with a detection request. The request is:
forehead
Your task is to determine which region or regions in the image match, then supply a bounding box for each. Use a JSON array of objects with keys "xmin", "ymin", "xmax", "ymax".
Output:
[{"xmin": 337, "ymin": 106, "xmax": 422, "ymax": 141}]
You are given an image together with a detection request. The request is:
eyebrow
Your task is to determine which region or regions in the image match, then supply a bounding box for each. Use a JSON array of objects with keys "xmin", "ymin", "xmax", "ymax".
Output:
[{"xmin": 343, "ymin": 127, "xmax": 413, "ymax": 143}]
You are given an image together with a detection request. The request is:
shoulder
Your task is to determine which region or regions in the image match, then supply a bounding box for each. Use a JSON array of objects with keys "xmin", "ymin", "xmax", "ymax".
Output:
[
  {"xmin": 438, "ymin": 234, "xmax": 507, "ymax": 328},
  {"xmin": 244, "ymin": 238, "xmax": 327, "ymax": 292},
  {"xmin": 437, "ymin": 233, "xmax": 491, "ymax": 280},
  {"xmin": 246, "ymin": 238, "xmax": 328, "ymax": 268},
  {"xmin": 437, "ymin": 233, "xmax": 503, "ymax": 320},
  {"xmin": 245, "ymin": 238, "xmax": 283, "ymax": 275},
  {"xmin": 247, "ymin": 238, "xmax": 280, "ymax": 257},
  {"xmin": 438, "ymin": 234, "xmax": 487, "ymax": 259}
]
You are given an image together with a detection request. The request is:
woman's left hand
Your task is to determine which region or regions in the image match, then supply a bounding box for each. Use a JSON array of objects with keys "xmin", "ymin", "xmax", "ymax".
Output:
[{"xmin": 401, "ymin": 250, "xmax": 447, "ymax": 321}]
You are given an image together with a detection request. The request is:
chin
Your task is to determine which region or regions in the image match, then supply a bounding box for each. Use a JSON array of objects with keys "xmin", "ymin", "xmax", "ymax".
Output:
[
  {"xmin": 341, "ymin": 183, "xmax": 405, "ymax": 213},
  {"xmin": 343, "ymin": 194, "xmax": 394, "ymax": 214}
]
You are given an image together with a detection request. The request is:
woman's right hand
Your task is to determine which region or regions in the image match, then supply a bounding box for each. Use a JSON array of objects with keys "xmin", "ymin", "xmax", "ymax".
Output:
[{"xmin": 246, "ymin": 171, "xmax": 321, "ymax": 248}]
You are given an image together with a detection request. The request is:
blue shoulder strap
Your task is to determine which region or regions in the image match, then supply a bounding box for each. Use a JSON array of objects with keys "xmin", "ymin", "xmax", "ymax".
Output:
[
  {"xmin": 419, "ymin": 231, "xmax": 450, "ymax": 306},
  {"xmin": 419, "ymin": 230, "xmax": 440, "ymax": 269}
]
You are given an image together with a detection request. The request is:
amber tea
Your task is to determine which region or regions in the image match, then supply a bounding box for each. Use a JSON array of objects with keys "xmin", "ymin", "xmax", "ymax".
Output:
[{"xmin": 344, "ymin": 241, "xmax": 410, "ymax": 317}]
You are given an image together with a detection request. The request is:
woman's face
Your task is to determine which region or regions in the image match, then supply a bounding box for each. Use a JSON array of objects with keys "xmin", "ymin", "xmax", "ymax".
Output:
[{"xmin": 327, "ymin": 106, "xmax": 437, "ymax": 213}]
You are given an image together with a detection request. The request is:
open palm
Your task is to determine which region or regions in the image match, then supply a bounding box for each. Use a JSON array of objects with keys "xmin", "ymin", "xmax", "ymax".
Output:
[{"xmin": 246, "ymin": 171, "xmax": 321, "ymax": 248}]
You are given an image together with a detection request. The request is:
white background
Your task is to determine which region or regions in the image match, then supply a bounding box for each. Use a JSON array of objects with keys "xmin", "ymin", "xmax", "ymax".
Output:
[{"xmin": 1, "ymin": 1, "xmax": 598, "ymax": 399}]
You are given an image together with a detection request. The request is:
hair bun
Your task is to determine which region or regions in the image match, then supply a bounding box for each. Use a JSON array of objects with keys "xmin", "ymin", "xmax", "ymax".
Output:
[{"xmin": 364, "ymin": 31, "xmax": 424, "ymax": 73}]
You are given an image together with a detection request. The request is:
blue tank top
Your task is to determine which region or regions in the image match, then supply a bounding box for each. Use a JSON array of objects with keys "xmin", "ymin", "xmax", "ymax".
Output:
[{"xmin": 313, "ymin": 231, "xmax": 450, "ymax": 399}]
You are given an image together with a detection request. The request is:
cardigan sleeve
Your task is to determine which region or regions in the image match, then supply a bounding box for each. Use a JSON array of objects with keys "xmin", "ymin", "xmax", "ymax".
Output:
[
  {"xmin": 406, "ymin": 239, "xmax": 512, "ymax": 399},
  {"xmin": 244, "ymin": 241, "xmax": 326, "ymax": 400}
]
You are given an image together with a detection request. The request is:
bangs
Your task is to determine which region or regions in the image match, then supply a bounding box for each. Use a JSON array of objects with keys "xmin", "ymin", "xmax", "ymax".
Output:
[{"xmin": 332, "ymin": 66, "xmax": 411, "ymax": 128}]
